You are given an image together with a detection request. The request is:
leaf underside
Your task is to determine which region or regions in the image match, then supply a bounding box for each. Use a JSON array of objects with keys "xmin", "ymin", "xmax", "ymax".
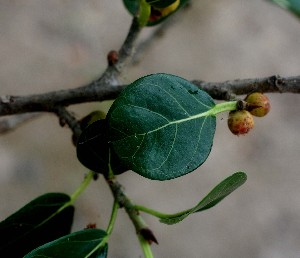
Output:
[
  {"xmin": 77, "ymin": 119, "xmax": 109, "ymax": 174},
  {"xmin": 76, "ymin": 119, "xmax": 128, "ymax": 175},
  {"xmin": 108, "ymin": 73, "xmax": 216, "ymax": 180}
]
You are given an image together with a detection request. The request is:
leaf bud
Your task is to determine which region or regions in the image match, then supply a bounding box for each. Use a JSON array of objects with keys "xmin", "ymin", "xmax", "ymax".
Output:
[{"xmin": 107, "ymin": 50, "xmax": 119, "ymax": 66}]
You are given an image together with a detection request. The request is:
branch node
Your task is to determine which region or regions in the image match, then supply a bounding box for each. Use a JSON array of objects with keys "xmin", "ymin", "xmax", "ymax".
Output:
[
  {"xmin": 0, "ymin": 95, "xmax": 14, "ymax": 104},
  {"xmin": 274, "ymin": 75, "xmax": 285, "ymax": 93},
  {"xmin": 268, "ymin": 75, "xmax": 284, "ymax": 93}
]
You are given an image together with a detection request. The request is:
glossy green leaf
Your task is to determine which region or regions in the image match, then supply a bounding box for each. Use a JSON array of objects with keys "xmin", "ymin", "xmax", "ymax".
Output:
[
  {"xmin": 107, "ymin": 73, "xmax": 216, "ymax": 180},
  {"xmin": 24, "ymin": 229, "xmax": 107, "ymax": 258},
  {"xmin": 0, "ymin": 193, "xmax": 74, "ymax": 257},
  {"xmin": 160, "ymin": 172, "xmax": 247, "ymax": 224},
  {"xmin": 77, "ymin": 119, "xmax": 128, "ymax": 175},
  {"xmin": 146, "ymin": 0, "xmax": 177, "ymax": 8},
  {"xmin": 269, "ymin": 0, "xmax": 300, "ymax": 17}
]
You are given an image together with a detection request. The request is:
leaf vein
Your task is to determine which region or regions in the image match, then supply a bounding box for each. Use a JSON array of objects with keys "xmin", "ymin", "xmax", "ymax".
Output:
[{"xmin": 147, "ymin": 82, "xmax": 191, "ymax": 116}]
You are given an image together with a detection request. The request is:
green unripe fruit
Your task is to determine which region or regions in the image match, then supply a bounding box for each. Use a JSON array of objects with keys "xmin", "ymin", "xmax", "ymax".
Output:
[
  {"xmin": 228, "ymin": 110, "xmax": 254, "ymax": 135},
  {"xmin": 245, "ymin": 92, "xmax": 270, "ymax": 117}
]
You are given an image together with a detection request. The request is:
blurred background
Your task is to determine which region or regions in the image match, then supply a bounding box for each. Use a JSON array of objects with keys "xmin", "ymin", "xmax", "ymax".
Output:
[{"xmin": 1, "ymin": 1, "xmax": 300, "ymax": 257}]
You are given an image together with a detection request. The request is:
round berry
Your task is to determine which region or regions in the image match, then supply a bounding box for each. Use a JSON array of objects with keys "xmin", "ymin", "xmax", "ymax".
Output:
[
  {"xmin": 228, "ymin": 110, "xmax": 254, "ymax": 135},
  {"xmin": 245, "ymin": 92, "xmax": 270, "ymax": 117}
]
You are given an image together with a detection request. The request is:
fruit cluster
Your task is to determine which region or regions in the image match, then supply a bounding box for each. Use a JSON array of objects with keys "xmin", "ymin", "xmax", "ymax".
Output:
[{"xmin": 228, "ymin": 92, "xmax": 270, "ymax": 135}]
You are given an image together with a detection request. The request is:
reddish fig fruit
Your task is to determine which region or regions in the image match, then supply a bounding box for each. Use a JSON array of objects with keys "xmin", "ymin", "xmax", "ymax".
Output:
[
  {"xmin": 245, "ymin": 92, "xmax": 270, "ymax": 117},
  {"xmin": 228, "ymin": 110, "xmax": 254, "ymax": 135}
]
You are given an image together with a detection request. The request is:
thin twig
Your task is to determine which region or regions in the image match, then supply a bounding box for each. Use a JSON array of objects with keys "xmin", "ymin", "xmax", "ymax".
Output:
[
  {"xmin": 132, "ymin": 14, "xmax": 177, "ymax": 65},
  {"xmin": 0, "ymin": 75, "xmax": 299, "ymax": 117},
  {"xmin": 0, "ymin": 18, "xmax": 142, "ymax": 135},
  {"xmin": 107, "ymin": 178, "xmax": 158, "ymax": 246},
  {"xmin": 53, "ymin": 106, "xmax": 82, "ymax": 142},
  {"xmin": 192, "ymin": 75, "xmax": 300, "ymax": 100},
  {"xmin": 97, "ymin": 17, "xmax": 142, "ymax": 85},
  {"xmin": 132, "ymin": 2, "xmax": 191, "ymax": 65}
]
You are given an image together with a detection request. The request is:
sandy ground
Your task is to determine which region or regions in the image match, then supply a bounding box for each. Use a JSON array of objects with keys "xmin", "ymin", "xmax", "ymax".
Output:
[{"xmin": 1, "ymin": 1, "xmax": 300, "ymax": 257}]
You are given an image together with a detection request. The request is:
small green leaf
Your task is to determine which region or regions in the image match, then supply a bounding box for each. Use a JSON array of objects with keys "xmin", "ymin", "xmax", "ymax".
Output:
[
  {"xmin": 24, "ymin": 229, "xmax": 107, "ymax": 258},
  {"xmin": 160, "ymin": 172, "xmax": 247, "ymax": 224},
  {"xmin": 0, "ymin": 193, "xmax": 74, "ymax": 257},
  {"xmin": 146, "ymin": 0, "xmax": 177, "ymax": 8},
  {"xmin": 107, "ymin": 73, "xmax": 216, "ymax": 180},
  {"xmin": 77, "ymin": 119, "xmax": 128, "ymax": 175},
  {"xmin": 269, "ymin": 0, "xmax": 300, "ymax": 17}
]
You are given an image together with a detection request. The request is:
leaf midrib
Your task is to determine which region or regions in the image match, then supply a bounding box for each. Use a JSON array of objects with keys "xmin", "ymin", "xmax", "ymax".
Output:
[{"xmin": 112, "ymin": 104, "xmax": 214, "ymax": 141}]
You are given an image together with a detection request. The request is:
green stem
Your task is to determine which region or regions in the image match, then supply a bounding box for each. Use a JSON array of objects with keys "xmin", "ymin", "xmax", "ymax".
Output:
[
  {"xmin": 85, "ymin": 200, "xmax": 119, "ymax": 258},
  {"xmin": 37, "ymin": 171, "xmax": 95, "ymax": 230},
  {"xmin": 138, "ymin": 234, "xmax": 154, "ymax": 258},
  {"xmin": 209, "ymin": 101, "xmax": 237, "ymax": 116},
  {"xmin": 107, "ymin": 178, "xmax": 156, "ymax": 258},
  {"xmin": 134, "ymin": 204, "xmax": 189, "ymax": 219},
  {"xmin": 70, "ymin": 171, "xmax": 94, "ymax": 203},
  {"xmin": 107, "ymin": 150, "xmax": 115, "ymax": 180},
  {"xmin": 106, "ymin": 200, "xmax": 119, "ymax": 236}
]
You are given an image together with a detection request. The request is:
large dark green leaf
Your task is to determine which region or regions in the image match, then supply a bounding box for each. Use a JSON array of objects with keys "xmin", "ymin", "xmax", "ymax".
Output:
[
  {"xmin": 24, "ymin": 229, "xmax": 107, "ymax": 258},
  {"xmin": 107, "ymin": 73, "xmax": 216, "ymax": 180},
  {"xmin": 76, "ymin": 119, "xmax": 128, "ymax": 175},
  {"xmin": 0, "ymin": 193, "xmax": 74, "ymax": 257},
  {"xmin": 160, "ymin": 172, "xmax": 247, "ymax": 224},
  {"xmin": 269, "ymin": 0, "xmax": 300, "ymax": 17}
]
